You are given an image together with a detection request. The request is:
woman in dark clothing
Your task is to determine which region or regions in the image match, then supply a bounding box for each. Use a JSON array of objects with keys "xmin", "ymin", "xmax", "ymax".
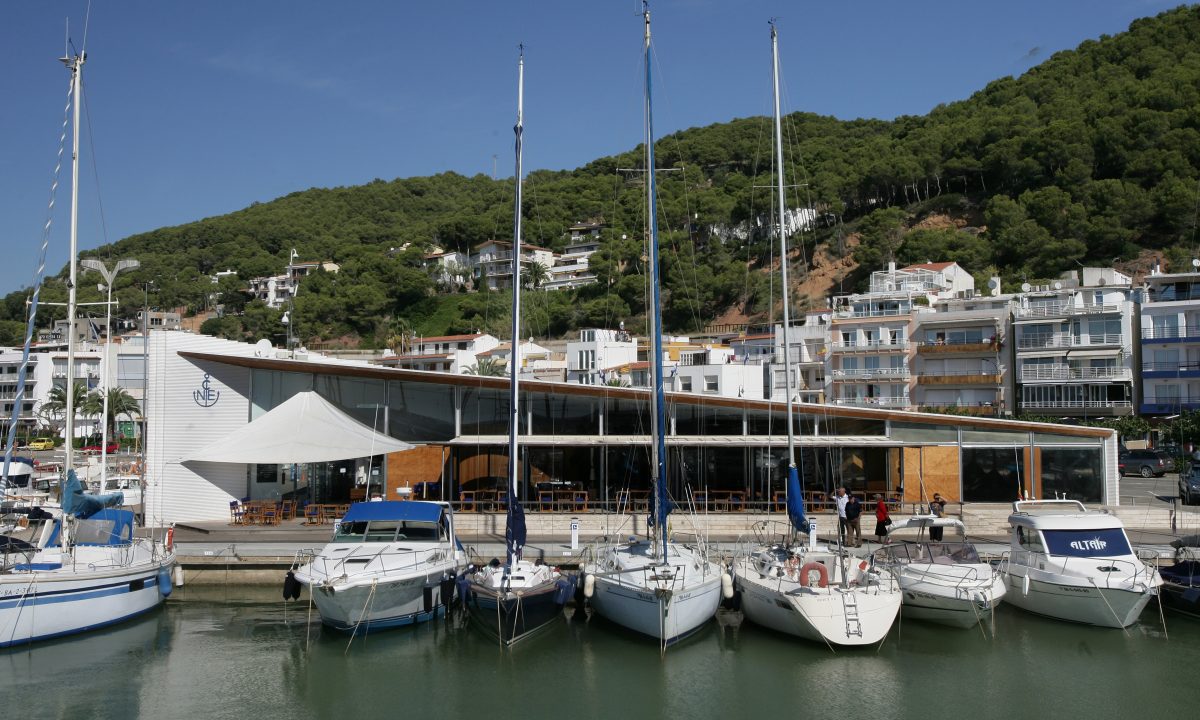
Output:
[{"xmin": 874, "ymin": 494, "xmax": 891, "ymax": 544}]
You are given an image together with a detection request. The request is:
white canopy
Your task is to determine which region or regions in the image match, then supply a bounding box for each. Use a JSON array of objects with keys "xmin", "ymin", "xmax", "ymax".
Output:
[
  {"xmin": 887, "ymin": 515, "xmax": 967, "ymax": 535},
  {"xmin": 181, "ymin": 391, "xmax": 414, "ymax": 464}
]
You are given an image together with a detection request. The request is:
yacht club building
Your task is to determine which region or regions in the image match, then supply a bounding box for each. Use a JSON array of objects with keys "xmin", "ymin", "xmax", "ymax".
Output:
[{"xmin": 142, "ymin": 333, "xmax": 1118, "ymax": 524}]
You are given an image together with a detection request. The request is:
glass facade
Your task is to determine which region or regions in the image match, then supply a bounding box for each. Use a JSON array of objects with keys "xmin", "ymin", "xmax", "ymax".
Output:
[{"xmin": 245, "ymin": 367, "xmax": 1110, "ymax": 507}]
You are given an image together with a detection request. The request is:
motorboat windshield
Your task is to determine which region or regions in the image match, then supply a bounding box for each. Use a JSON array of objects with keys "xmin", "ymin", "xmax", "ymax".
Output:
[
  {"xmin": 1041, "ymin": 528, "xmax": 1133, "ymax": 558},
  {"xmin": 884, "ymin": 541, "xmax": 981, "ymax": 565},
  {"xmin": 333, "ymin": 520, "xmax": 443, "ymax": 543}
]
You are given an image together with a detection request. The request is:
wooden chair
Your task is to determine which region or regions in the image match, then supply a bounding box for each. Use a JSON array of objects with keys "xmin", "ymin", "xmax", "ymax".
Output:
[
  {"xmin": 537, "ymin": 490, "xmax": 555, "ymax": 512},
  {"xmin": 229, "ymin": 500, "xmax": 245, "ymax": 525},
  {"xmin": 280, "ymin": 500, "xmax": 297, "ymax": 521},
  {"xmin": 571, "ymin": 490, "xmax": 589, "ymax": 513},
  {"xmin": 261, "ymin": 504, "xmax": 280, "ymax": 526},
  {"xmin": 772, "ymin": 491, "xmax": 787, "ymax": 513},
  {"xmin": 458, "ymin": 491, "xmax": 477, "ymax": 513},
  {"xmin": 303, "ymin": 503, "xmax": 321, "ymax": 525},
  {"xmin": 243, "ymin": 504, "xmax": 263, "ymax": 525},
  {"xmin": 614, "ymin": 489, "xmax": 631, "ymax": 513}
]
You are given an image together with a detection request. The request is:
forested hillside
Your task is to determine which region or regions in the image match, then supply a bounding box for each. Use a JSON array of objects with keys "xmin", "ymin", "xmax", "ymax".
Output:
[{"xmin": 3, "ymin": 5, "xmax": 1198, "ymax": 348}]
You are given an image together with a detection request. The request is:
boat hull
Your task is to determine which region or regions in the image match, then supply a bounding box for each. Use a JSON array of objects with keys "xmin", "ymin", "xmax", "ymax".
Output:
[
  {"xmin": 465, "ymin": 579, "xmax": 565, "ymax": 646},
  {"xmin": 304, "ymin": 565, "xmax": 456, "ymax": 632},
  {"xmin": 736, "ymin": 565, "xmax": 900, "ymax": 646},
  {"xmin": 1002, "ymin": 569, "xmax": 1154, "ymax": 628},
  {"xmin": 0, "ymin": 556, "xmax": 174, "ymax": 648},
  {"xmin": 585, "ymin": 542, "xmax": 723, "ymax": 645},
  {"xmin": 896, "ymin": 567, "xmax": 1007, "ymax": 629}
]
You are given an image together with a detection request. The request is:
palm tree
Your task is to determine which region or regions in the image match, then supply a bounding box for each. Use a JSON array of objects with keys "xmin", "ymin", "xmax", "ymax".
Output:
[
  {"xmin": 40, "ymin": 381, "xmax": 90, "ymax": 440},
  {"xmin": 83, "ymin": 386, "xmax": 142, "ymax": 443},
  {"xmin": 522, "ymin": 261, "xmax": 549, "ymax": 290},
  {"xmin": 463, "ymin": 356, "xmax": 507, "ymax": 377}
]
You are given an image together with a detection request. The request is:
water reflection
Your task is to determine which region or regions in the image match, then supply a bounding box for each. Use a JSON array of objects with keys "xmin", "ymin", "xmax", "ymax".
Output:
[{"xmin": 1, "ymin": 588, "xmax": 1198, "ymax": 720}]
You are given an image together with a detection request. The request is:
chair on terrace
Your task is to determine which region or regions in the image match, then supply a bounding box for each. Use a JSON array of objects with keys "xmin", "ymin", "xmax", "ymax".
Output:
[{"xmin": 229, "ymin": 500, "xmax": 245, "ymax": 525}]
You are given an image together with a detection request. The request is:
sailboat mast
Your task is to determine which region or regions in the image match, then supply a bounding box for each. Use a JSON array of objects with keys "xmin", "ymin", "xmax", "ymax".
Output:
[
  {"xmin": 771, "ymin": 23, "xmax": 797, "ymax": 471},
  {"xmin": 62, "ymin": 50, "xmax": 84, "ymax": 476},
  {"xmin": 642, "ymin": 4, "xmax": 668, "ymax": 561},
  {"xmin": 505, "ymin": 47, "xmax": 525, "ymax": 565}
]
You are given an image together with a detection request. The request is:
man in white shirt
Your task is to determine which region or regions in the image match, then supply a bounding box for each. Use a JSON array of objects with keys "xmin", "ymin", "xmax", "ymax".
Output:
[{"xmin": 831, "ymin": 487, "xmax": 850, "ymax": 544}]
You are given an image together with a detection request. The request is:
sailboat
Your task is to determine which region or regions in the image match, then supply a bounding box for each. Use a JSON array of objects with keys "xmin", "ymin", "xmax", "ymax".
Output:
[
  {"xmin": 462, "ymin": 47, "xmax": 574, "ymax": 647},
  {"xmin": 579, "ymin": 4, "xmax": 726, "ymax": 650},
  {"xmin": 730, "ymin": 21, "xmax": 901, "ymax": 647},
  {"xmin": 1, "ymin": 43, "xmax": 176, "ymax": 648}
]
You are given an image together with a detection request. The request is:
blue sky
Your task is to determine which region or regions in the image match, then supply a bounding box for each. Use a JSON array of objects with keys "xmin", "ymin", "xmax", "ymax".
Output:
[{"xmin": 0, "ymin": 0, "xmax": 1185, "ymax": 295}]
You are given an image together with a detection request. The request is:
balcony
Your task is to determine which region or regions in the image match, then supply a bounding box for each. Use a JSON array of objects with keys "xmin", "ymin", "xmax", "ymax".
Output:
[
  {"xmin": 1019, "ymin": 400, "xmax": 1133, "ymax": 413},
  {"xmin": 1141, "ymin": 361, "xmax": 1200, "ymax": 379},
  {"xmin": 1141, "ymin": 324, "xmax": 1200, "ymax": 342},
  {"xmin": 916, "ymin": 340, "xmax": 998, "ymax": 355},
  {"xmin": 1141, "ymin": 396, "xmax": 1200, "ymax": 414},
  {"xmin": 832, "ymin": 306, "xmax": 911, "ymax": 320},
  {"xmin": 1017, "ymin": 333, "xmax": 1123, "ymax": 350},
  {"xmin": 830, "ymin": 367, "xmax": 911, "ymax": 381},
  {"xmin": 832, "ymin": 396, "xmax": 910, "ymax": 408},
  {"xmin": 1020, "ymin": 366, "xmax": 1132, "ymax": 382},
  {"xmin": 1015, "ymin": 302, "xmax": 1122, "ymax": 319},
  {"xmin": 915, "ymin": 371, "xmax": 1003, "ymax": 385},
  {"xmin": 916, "ymin": 402, "xmax": 1001, "ymax": 417},
  {"xmin": 829, "ymin": 339, "xmax": 909, "ymax": 353}
]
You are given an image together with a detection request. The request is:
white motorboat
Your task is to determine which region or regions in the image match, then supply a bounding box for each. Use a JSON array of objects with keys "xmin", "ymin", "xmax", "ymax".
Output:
[
  {"xmin": 291, "ymin": 500, "xmax": 466, "ymax": 632},
  {"xmin": 1001, "ymin": 499, "xmax": 1161, "ymax": 628},
  {"xmin": 731, "ymin": 21, "xmax": 901, "ymax": 648},
  {"xmin": 880, "ymin": 516, "xmax": 1006, "ymax": 628},
  {"xmin": 462, "ymin": 47, "xmax": 573, "ymax": 647},
  {"xmin": 1, "ymin": 473, "xmax": 175, "ymax": 647},
  {"xmin": 580, "ymin": 5, "xmax": 725, "ymax": 649}
]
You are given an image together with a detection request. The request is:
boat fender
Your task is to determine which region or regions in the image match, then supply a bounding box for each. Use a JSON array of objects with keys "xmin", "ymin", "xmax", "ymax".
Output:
[
  {"xmin": 440, "ymin": 574, "xmax": 457, "ymax": 609},
  {"xmin": 1022, "ymin": 574, "xmax": 1030, "ymax": 597},
  {"xmin": 583, "ymin": 573, "xmax": 595, "ymax": 599},
  {"xmin": 165, "ymin": 526, "xmax": 174, "ymax": 552},
  {"xmin": 721, "ymin": 572, "xmax": 734, "ymax": 600},
  {"xmin": 174, "ymin": 564, "xmax": 185, "ymax": 588},
  {"xmin": 554, "ymin": 576, "xmax": 576, "ymax": 606},
  {"xmin": 456, "ymin": 574, "xmax": 472, "ymax": 606},
  {"xmin": 798, "ymin": 562, "xmax": 829, "ymax": 588},
  {"xmin": 157, "ymin": 566, "xmax": 173, "ymax": 598},
  {"xmin": 423, "ymin": 584, "xmax": 435, "ymax": 613},
  {"xmin": 283, "ymin": 571, "xmax": 302, "ymax": 601}
]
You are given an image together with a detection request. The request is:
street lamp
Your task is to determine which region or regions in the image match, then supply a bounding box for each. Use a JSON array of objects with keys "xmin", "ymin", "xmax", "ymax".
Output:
[{"xmin": 81, "ymin": 258, "xmax": 139, "ymax": 487}]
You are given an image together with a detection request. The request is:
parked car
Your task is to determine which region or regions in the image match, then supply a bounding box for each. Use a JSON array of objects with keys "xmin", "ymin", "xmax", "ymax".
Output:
[
  {"xmin": 81, "ymin": 441, "xmax": 120, "ymax": 455},
  {"xmin": 1118, "ymin": 449, "xmax": 1170, "ymax": 478},
  {"xmin": 26, "ymin": 438, "xmax": 56, "ymax": 451},
  {"xmin": 1181, "ymin": 467, "xmax": 1200, "ymax": 505}
]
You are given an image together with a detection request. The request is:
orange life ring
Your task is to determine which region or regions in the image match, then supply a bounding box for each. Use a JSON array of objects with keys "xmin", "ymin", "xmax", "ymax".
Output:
[
  {"xmin": 798, "ymin": 561, "xmax": 829, "ymax": 588},
  {"xmin": 165, "ymin": 526, "xmax": 174, "ymax": 552}
]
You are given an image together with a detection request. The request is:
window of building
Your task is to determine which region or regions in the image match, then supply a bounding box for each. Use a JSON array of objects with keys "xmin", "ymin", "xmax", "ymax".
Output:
[
  {"xmin": 680, "ymin": 376, "xmax": 693, "ymax": 392},
  {"xmin": 704, "ymin": 376, "xmax": 718, "ymax": 392}
]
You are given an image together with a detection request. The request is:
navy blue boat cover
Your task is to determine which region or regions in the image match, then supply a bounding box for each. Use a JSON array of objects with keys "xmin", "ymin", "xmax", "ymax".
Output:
[
  {"xmin": 786, "ymin": 465, "xmax": 810, "ymax": 533},
  {"xmin": 342, "ymin": 500, "xmax": 442, "ymax": 523}
]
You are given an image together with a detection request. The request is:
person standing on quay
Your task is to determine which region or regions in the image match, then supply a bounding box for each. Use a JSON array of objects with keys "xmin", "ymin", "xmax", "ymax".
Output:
[
  {"xmin": 832, "ymin": 487, "xmax": 850, "ymax": 545},
  {"xmin": 874, "ymin": 494, "xmax": 891, "ymax": 544},
  {"xmin": 845, "ymin": 492, "xmax": 863, "ymax": 547},
  {"xmin": 929, "ymin": 493, "xmax": 947, "ymax": 541}
]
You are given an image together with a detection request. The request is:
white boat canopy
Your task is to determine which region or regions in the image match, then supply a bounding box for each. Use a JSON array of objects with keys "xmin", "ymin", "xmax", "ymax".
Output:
[
  {"xmin": 887, "ymin": 516, "xmax": 967, "ymax": 535},
  {"xmin": 180, "ymin": 391, "xmax": 414, "ymax": 464}
]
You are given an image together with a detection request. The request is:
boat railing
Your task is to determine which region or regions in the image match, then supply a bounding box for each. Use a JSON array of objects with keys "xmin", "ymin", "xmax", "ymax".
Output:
[{"xmin": 292, "ymin": 543, "xmax": 455, "ymax": 581}]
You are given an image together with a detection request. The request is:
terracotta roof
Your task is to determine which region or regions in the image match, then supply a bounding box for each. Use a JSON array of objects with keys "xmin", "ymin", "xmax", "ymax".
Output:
[
  {"xmin": 901, "ymin": 261, "xmax": 957, "ymax": 272},
  {"xmin": 417, "ymin": 334, "xmax": 482, "ymax": 343}
]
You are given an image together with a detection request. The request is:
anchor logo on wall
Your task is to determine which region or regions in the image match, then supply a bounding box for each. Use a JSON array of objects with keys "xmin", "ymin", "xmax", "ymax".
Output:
[{"xmin": 193, "ymin": 373, "xmax": 221, "ymax": 408}]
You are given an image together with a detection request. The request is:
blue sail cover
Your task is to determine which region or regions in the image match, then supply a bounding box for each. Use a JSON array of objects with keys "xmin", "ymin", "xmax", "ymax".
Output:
[
  {"xmin": 61, "ymin": 469, "xmax": 123, "ymax": 519},
  {"xmin": 506, "ymin": 498, "xmax": 527, "ymax": 563},
  {"xmin": 786, "ymin": 465, "xmax": 809, "ymax": 533}
]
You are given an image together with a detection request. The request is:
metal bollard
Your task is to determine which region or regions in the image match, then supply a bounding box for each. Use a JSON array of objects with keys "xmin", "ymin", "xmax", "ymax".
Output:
[{"xmin": 570, "ymin": 517, "xmax": 580, "ymax": 550}]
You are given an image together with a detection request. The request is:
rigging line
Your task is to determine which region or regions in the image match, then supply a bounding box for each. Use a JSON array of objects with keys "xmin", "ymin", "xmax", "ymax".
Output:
[
  {"xmin": 3, "ymin": 74, "xmax": 72, "ymax": 483},
  {"xmin": 81, "ymin": 82, "xmax": 111, "ymax": 248},
  {"xmin": 80, "ymin": 0, "xmax": 93, "ymax": 56}
]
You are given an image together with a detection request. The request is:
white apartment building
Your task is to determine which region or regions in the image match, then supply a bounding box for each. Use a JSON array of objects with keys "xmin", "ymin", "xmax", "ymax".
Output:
[
  {"xmin": 472, "ymin": 241, "xmax": 555, "ymax": 291},
  {"xmin": 567, "ymin": 328, "xmax": 637, "ymax": 385},
  {"xmin": 376, "ymin": 333, "xmax": 501, "ymax": 374},
  {"xmin": 912, "ymin": 292, "xmax": 1013, "ymax": 416},
  {"xmin": 544, "ymin": 222, "xmax": 603, "ymax": 291},
  {"xmin": 423, "ymin": 250, "xmax": 472, "ymax": 290},
  {"xmin": 1012, "ymin": 268, "xmax": 1136, "ymax": 417},
  {"xmin": 248, "ymin": 258, "xmax": 340, "ymax": 308}
]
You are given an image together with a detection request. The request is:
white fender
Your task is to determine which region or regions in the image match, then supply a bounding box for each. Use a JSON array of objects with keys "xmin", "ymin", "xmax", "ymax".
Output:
[
  {"xmin": 721, "ymin": 572, "xmax": 734, "ymax": 600},
  {"xmin": 583, "ymin": 573, "xmax": 595, "ymax": 599},
  {"xmin": 1021, "ymin": 573, "xmax": 1030, "ymax": 597}
]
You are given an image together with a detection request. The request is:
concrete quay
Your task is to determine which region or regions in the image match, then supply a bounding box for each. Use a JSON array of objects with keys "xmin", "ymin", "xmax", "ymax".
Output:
[{"xmin": 170, "ymin": 503, "xmax": 1200, "ymax": 585}]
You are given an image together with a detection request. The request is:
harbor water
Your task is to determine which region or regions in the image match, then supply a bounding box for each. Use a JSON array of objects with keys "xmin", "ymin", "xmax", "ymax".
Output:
[{"xmin": 3, "ymin": 585, "xmax": 1199, "ymax": 719}]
